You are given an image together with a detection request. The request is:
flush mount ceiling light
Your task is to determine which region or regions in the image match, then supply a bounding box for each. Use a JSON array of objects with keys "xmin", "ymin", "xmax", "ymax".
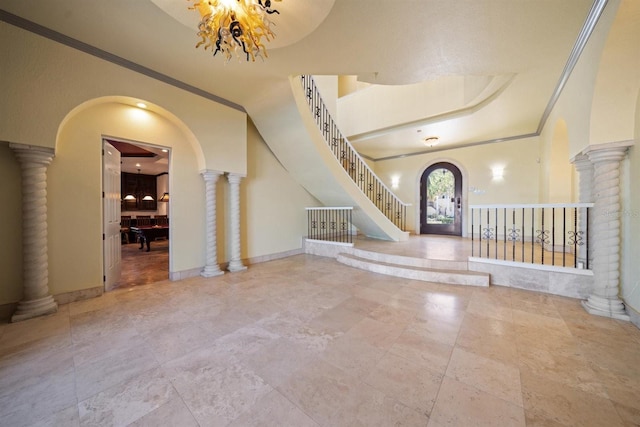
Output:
[
  {"xmin": 189, "ymin": 0, "xmax": 282, "ymax": 62},
  {"xmin": 423, "ymin": 136, "xmax": 440, "ymax": 147}
]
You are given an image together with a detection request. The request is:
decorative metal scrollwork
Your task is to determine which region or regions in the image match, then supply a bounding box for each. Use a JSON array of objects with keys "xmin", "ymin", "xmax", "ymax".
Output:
[
  {"xmin": 396, "ymin": 211, "xmax": 402, "ymax": 219},
  {"xmin": 314, "ymin": 107, "xmax": 321, "ymax": 118},
  {"xmin": 320, "ymin": 221, "xmax": 326, "ymax": 230},
  {"xmin": 568, "ymin": 230, "xmax": 584, "ymax": 246},
  {"xmin": 330, "ymin": 221, "xmax": 336, "ymax": 230},
  {"xmin": 306, "ymin": 88, "xmax": 312, "ymax": 100},
  {"xmin": 323, "ymin": 122, "xmax": 329, "ymax": 133},
  {"xmin": 482, "ymin": 227, "xmax": 494, "ymax": 240},
  {"xmin": 535, "ymin": 229, "xmax": 549, "ymax": 245},
  {"xmin": 331, "ymin": 138, "xmax": 340, "ymax": 148},
  {"xmin": 349, "ymin": 162, "xmax": 356, "ymax": 171},
  {"xmin": 376, "ymin": 193, "xmax": 382, "ymax": 201},
  {"xmin": 358, "ymin": 173, "xmax": 365, "ymax": 182},
  {"xmin": 311, "ymin": 220, "xmax": 317, "ymax": 229},
  {"xmin": 340, "ymin": 221, "xmax": 347, "ymax": 231},
  {"xmin": 340, "ymin": 150, "xmax": 347, "ymax": 160},
  {"xmin": 507, "ymin": 227, "xmax": 520, "ymax": 242},
  {"xmin": 386, "ymin": 202, "xmax": 392, "ymax": 211},
  {"xmin": 367, "ymin": 183, "xmax": 374, "ymax": 192}
]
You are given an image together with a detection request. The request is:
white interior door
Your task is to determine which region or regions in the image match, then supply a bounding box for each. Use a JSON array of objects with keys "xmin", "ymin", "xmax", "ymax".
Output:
[{"xmin": 103, "ymin": 141, "xmax": 122, "ymax": 291}]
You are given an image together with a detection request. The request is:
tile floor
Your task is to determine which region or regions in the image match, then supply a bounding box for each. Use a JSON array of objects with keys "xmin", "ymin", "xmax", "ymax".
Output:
[
  {"xmin": 117, "ymin": 239, "xmax": 169, "ymax": 289},
  {"xmin": 1, "ymin": 253, "xmax": 639, "ymax": 426}
]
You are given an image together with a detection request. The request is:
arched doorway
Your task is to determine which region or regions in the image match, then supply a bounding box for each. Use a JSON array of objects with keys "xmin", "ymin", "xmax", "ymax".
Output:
[{"xmin": 420, "ymin": 162, "xmax": 463, "ymax": 235}]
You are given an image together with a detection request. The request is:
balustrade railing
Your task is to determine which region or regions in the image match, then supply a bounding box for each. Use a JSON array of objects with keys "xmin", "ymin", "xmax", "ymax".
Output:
[
  {"xmin": 306, "ymin": 207, "xmax": 353, "ymax": 244},
  {"xmin": 300, "ymin": 75, "xmax": 408, "ymax": 231},
  {"xmin": 470, "ymin": 203, "xmax": 593, "ymax": 269}
]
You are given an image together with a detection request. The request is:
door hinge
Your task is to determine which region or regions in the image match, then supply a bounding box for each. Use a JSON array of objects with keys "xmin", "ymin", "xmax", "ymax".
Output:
[
  {"xmin": 102, "ymin": 191, "xmax": 105, "ymax": 198},
  {"xmin": 102, "ymin": 233, "xmax": 105, "ymax": 240},
  {"xmin": 103, "ymin": 275, "xmax": 106, "ymax": 282}
]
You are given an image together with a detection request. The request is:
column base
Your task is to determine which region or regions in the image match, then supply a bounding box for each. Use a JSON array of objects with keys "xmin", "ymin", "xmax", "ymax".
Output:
[
  {"xmin": 11, "ymin": 295, "xmax": 58, "ymax": 322},
  {"xmin": 201, "ymin": 265, "xmax": 225, "ymax": 277},
  {"xmin": 228, "ymin": 260, "xmax": 247, "ymax": 272},
  {"xmin": 582, "ymin": 295, "xmax": 630, "ymax": 321}
]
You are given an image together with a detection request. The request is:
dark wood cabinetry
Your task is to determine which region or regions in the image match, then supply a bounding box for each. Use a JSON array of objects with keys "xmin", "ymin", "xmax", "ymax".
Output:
[{"xmin": 121, "ymin": 172, "xmax": 157, "ymax": 211}]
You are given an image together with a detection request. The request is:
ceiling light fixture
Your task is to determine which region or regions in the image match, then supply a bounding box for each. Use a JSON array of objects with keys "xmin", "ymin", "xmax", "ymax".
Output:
[
  {"xmin": 423, "ymin": 136, "xmax": 440, "ymax": 147},
  {"xmin": 136, "ymin": 102, "xmax": 147, "ymax": 109},
  {"xmin": 189, "ymin": 0, "xmax": 281, "ymax": 62}
]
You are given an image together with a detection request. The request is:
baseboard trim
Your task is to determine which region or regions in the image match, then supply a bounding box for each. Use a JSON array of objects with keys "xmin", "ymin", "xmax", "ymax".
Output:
[
  {"xmin": 0, "ymin": 286, "xmax": 104, "ymax": 322},
  {"xmin": 169, "ymin": 248, "xmax": 305, "ymax": 280},
  {"xmin": 54, "ymin": 286, "xmax": 104, "ymax": 305},
  {"xmin": 246, "ymin": 248, "xmax": 304, "ymax": 265},
  {"xmin": 0, "ymin": 302, "xmax": 17, "ymax": 322},
  {"xmin": 627, "ymin": 305, "xmax": 640, "ymax": 330}
]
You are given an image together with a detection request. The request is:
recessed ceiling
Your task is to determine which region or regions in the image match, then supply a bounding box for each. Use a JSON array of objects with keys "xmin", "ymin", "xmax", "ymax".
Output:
[
  {"xmin": 149, "ymin": 0, "xmax": 335, "ymax": 49},
  {"xmin": 0, "ymin": 0, "xmax": 600, "ymax": 159},
  {"xmin": 106, "ymin": 139, "xmax": 169, "ymax": 175}
]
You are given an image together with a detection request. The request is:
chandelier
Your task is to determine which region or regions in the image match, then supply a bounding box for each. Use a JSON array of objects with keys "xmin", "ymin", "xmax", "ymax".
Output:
[{"xmin": 189, "ymin": 0, "xmax": 281, "ymax": 62}]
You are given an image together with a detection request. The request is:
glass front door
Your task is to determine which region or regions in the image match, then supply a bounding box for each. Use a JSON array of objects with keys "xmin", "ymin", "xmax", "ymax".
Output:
[{"xmin": 420, "ymin": 162, "xmax": 462, "ymax": 235}]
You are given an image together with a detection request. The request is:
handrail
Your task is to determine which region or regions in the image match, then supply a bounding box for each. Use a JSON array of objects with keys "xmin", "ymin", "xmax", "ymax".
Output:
[
  {"xmin": 470, "ymin": 203, "xmax": 594, "ymax": 209},
  {"xmin": 300, "ymin": 75, "xmax": 409, "ymax": 230}
]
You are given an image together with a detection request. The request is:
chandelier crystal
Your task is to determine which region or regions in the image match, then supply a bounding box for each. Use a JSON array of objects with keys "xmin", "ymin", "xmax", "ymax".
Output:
[{"xmin": 189, "ymin": 0, "xmax": 281, "ymax": 62}]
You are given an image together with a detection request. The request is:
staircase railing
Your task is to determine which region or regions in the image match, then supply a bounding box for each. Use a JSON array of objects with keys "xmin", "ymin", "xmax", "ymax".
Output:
[
  {"xmin": 300, "ymin": 75, "xmax": 409, "ymax": 231},
  {"xmin": 306, "ymin": 207, "xmax": 353, "ymax": 244}
]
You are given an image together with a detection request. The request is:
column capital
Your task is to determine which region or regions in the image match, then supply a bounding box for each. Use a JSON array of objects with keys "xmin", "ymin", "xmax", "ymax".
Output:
[
  {"xmin": 583, "ymin": 140, "xmax": 633, "ymax": 163},
  {"xmin": 200, "ymin": 169, "xmax": 224, "ymax": 182},
  {"xmin": 570, "ymin": 153, "xmax": 591, "ymax": 170},
  {"xmin": 10, "ymin": 143, "xmax": 55, "ymax": 165},
  {"xmin": 227, "ymin": 173, "xmax": 246, "ymax": 184}
]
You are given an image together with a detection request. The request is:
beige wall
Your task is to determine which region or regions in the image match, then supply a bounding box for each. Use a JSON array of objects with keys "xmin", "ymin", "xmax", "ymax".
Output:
[
  {"xmin": 243, "ymin": 119, "xmax": 321, "ymax": 258},
  {"xmin": 372, "ymin": 137, "xmax": 541, "ymax": 234},
  {"xmin": 539, "ymin": 119, "xmax": 574, "ymax": 204},
  {"xmin": 621, "ymin": 91, "xmax": 640, "ymax": 316},
  {"xmin": 0, "ymin": 22, "xmax": 322, "ymax": 307},
  {"xmin": 47, "ymin": 101, "xmax": 206, "ymax": 296},
  {"xmin": 0, "ymin": 145, "xmax": 23, "ymax": 304},
  {"xmin": 0, "ymin": 22, "xmax": 246, "ymax": 175}
]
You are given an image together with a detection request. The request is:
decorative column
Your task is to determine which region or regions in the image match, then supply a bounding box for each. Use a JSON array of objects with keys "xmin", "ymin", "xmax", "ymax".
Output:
[
  {"xmin": 10, "ymin": 144, "xmax": 58, "ymax": 322},
  {"xmin": 227, "ymin": 173, "xmax": 247, "ymax": 272},
  {"xmin": 582, "ymin": 141, "xmax": 632, "ymax": 320},
  {"xmin": 201, "ymin": 170, "xmax": 224, "ymax": 277},
  {"xmin": 571, "ymin": 153, "xmax": 593, "ymax": 269}
]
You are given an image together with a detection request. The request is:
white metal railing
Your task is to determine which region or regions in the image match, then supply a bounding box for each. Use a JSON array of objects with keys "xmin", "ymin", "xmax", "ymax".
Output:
[{"xmin": 470, "ymin": 203, "xmax": 593, "ymax": 269}]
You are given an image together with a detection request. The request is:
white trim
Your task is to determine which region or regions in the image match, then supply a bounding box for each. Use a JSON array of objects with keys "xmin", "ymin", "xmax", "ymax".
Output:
[
  {"xmin": 468, "ymin": 256, "xmax": 594, "ymax": 275},
  {"xmin": 470, "ymin": 203, "xmax": 594, "ymax": 209},
  {"xmin": 305, "ymin": 206, "xmax": 354, "ymax": 211},
  {"xmin": 304, "ymin": 238, "xmax": 354, "ymax": 247}
]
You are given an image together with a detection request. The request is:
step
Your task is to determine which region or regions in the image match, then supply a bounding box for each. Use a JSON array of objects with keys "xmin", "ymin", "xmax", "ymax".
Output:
[
  {"xmin": 337, "ymin": 253, "xmax": 490, "ymax": 287},
  {"xmin": 351, "ymin": 248, "xmax": 469, "ymax": 271}
]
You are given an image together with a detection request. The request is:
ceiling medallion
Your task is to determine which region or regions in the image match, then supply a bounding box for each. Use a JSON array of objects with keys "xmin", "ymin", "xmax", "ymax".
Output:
[{"xmin": 189, "ymin": 0, "xmax": 282, "ymax": 62}]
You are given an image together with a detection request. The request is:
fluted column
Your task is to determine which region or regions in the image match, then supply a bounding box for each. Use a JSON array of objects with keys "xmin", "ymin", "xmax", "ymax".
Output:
[
  {"xmin": 201, "ymin": 170, "xmax": 224, "ymax": 277},
  {"xmin": 10, "ymin": 143, "xmax": 58, "ymax": 322},
  {"xmin": 571, "ymin": 153, "xmax": 593, "ymax": 269},
  {"xmin": 227, "ymin": 173, "xmax": 247, "ymax": 272},
  {"xmin": 582, "ymin": 142, "xmax": 632, "ymax": 320}
]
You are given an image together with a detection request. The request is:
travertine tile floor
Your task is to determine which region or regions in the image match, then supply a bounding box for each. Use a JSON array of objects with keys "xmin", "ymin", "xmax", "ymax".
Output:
[{"xmin": 1, "ymin": 253, "xmax": 639, "ymax": 426}]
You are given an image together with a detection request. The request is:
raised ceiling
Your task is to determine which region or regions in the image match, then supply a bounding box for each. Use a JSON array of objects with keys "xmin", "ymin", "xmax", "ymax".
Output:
[{"xmin": 0, "ymin": 0, "xmax": 600, "ymax": 158}]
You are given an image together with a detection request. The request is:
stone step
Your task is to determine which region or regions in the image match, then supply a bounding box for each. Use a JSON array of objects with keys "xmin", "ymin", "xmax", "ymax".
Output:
[
  {"xmin": 350, "ymin": 248, "xmax": 469, "ymax": 271},
  {"xmin": 336, "ymin": 253, "xmax": 490, "ymax": 287}
]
